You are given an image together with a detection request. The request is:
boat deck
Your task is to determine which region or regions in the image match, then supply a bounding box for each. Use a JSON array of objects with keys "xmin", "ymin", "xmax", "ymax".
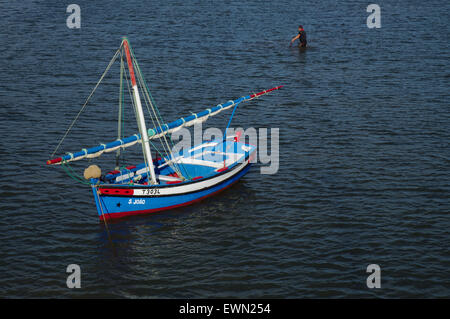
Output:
[{"xmin": 101, "ymin": 139, "xmax": 255, "ymax": 186}]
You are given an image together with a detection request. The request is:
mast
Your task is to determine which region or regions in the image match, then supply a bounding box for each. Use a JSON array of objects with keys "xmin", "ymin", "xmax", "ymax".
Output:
[
  {"xmin": 122, "ymin": 38, "xmax": 157, "ymax": 185},
  {"xmin": 115, "ymin": 51, "xmax": 124, "ymax": 170}
]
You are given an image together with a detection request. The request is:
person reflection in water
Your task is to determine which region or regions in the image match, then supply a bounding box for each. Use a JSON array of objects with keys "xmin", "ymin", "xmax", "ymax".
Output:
[{"xmin": 290, "ymin": 25, "xmax": 307, "ymax": 48}]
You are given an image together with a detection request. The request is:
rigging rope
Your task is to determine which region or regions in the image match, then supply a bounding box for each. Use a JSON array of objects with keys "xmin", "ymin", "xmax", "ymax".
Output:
[
  {"xmin": 51, "ymin": 45, "xmax": 123, "ymax": 158},
  {"xmin": 61, "ymin": 161, "xmax": 91, "ymax": 185}
]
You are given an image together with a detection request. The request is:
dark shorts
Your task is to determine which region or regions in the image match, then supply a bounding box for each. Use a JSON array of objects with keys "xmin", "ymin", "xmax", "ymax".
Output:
[{"xmin": 299, "ymin": 41, "xmax": 307, "ymax": 47}]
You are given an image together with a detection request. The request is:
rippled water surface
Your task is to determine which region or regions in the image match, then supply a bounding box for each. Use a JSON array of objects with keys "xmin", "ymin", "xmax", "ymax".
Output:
[{"xmin": 0, "ymin": 0, "xmax": 449, "ymax": 298}]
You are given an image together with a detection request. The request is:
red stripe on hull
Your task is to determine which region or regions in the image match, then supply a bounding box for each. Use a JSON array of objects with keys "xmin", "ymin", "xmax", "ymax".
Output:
[
  {"xmin": 99, "ymin": 188, "xmax": 133, "ymax": 195},
  {"xmin": 99, "ymin": 177, "xmax": 242, "ymax": 221}
]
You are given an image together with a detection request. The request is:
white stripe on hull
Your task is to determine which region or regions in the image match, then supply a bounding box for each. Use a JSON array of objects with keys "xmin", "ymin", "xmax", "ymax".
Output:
[{"xmin": 126, "ymin": 158, "xmax": 249, "ymax": 197}]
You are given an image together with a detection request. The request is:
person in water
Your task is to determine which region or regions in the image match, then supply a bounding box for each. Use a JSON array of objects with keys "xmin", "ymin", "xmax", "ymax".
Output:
[{"xmin": 290, "ymin": 25, "xmax": 307, "ymax": 47}]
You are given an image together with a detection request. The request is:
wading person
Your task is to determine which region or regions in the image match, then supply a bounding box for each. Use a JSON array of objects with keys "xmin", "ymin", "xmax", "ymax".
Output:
[{"xmin": 290, "ymin": 25, "xmax": 307, "ymax": 47}]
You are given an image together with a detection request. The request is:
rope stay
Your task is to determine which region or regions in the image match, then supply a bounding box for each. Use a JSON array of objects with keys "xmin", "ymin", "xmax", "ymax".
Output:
[
  {"xmin": 51, "ymin": 45, "xmax": 123, "ymax": 158},
  {"xmin": 61, "ymin": 160, "xmax": 91, "ymax": 185}
]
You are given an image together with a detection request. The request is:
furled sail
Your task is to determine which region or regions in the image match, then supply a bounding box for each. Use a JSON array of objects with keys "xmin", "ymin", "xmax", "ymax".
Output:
[{"xmin": 47, "ymin": 86, "xmax": 283, "ymax": 165}]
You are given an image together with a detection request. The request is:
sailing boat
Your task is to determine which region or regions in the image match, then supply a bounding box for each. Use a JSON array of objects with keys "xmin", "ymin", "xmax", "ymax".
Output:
[{"xmin": 47, "ymin": 38, "xmax": 282, "ymax": 221}]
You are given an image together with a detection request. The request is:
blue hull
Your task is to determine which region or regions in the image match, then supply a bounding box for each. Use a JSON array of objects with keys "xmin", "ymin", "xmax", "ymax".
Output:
[{"xmin": 92, "ymin": 162, "xmax": 252, "ymax": 220}]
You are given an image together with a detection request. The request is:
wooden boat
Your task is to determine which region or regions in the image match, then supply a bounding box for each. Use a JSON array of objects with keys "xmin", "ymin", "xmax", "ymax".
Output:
[{"xmin": 47, "ymin": 38, "xmax": 282, "ymax": 221}]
